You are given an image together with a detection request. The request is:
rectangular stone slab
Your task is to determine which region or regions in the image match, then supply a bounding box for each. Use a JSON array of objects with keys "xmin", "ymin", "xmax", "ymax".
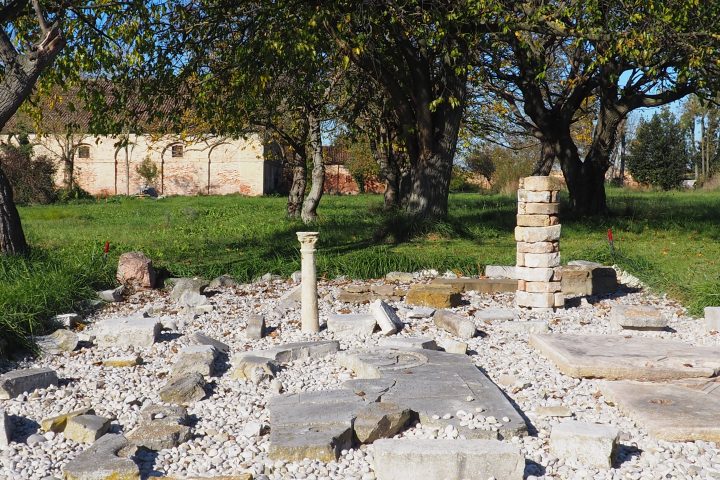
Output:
[
  {"xmin": 530, "ymin": 334, "xmax": 720, "ymax": 381},
  {"xmin": 601, "ymin": 380, "xmax": 720, "ymax": 442},
  {"xmin": 431, "ymin": 277, "xmax": 517, "ymax": 293}
]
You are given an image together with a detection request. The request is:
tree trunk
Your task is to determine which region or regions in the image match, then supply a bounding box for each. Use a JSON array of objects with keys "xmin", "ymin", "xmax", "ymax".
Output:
[
  {"xmin": 63, "ymin": 156, "xmax": 74, "ymax": 190},
  {"xmin": 369, "ymin": 126, "xmax": 400, "ymax": 210},
  {"xmin": 301, "ymin": 111, "xmax": 325, "ymax": 224},
  {"xmin": 0, "ymin": 164, "xmax": 28, "ymax": 255},
  {"xmin": 286, "ymin": 150, "xmax": 307, "ymax": 218}
]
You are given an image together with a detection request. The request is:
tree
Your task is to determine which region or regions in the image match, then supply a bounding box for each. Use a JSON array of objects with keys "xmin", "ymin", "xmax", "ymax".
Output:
[
  {"xmin": 478, "ymin": 0, "xmax": 720, "ymax": 215},
  {"xmin": 626, "ymin": 110, "xmax": 689, "ymax": 190},
  {"xmin": 0, "ymin": 0, "xmax": 153, "ymax": 255}
]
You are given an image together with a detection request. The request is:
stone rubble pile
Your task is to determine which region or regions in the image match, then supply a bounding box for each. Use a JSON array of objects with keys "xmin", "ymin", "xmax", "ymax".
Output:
[{"xmin": 515, "ymin": 176, "xmax": 564, "ymax": 311}]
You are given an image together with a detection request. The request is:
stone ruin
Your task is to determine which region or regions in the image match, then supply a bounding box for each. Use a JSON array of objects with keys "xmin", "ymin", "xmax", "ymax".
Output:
[{"xmin": 515, "ymin": 176, "xmax": 564, "ymax": 311}]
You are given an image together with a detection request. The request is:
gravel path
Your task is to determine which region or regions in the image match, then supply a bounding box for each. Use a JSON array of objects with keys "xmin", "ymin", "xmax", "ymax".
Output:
[{"xmin": 1, "ymin": 275, "xmax": 718, "ymax": 480}]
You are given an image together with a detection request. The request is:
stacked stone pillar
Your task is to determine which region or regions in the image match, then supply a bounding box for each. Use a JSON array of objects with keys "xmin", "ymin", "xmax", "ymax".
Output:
[{"xmin": 515, "ymin": 176, "xmax": 564, "ymax": 311}]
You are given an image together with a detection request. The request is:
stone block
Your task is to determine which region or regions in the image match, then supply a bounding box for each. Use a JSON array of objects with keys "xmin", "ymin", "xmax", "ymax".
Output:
[
  {"xmin": 441, "ymin": 339, "xmax": 468, "ymax": 355},
  {"xmin": 430, "ymin": 277, "xmax": 517, "ymax": 293},
  {"xmin": 517, "ymin": 241, "xmax": 559, "ymax": 254},
  {"xmin": 405, "ymin": 285, "xmax": 462, "ymax": 308},
  {"xmin": 53, "ymin": 313, "xmax": 81, "ymax": 328},
  {"xmin": 98, "ymin": 286, "xmax": 125, "ymax": 302},
  {"xmin": 515, "ymin": 267, "xmax": 556, "ymax": 282},
  {"xmin": 251, "ymin": 340, "xmax": 340, "ymax": 363},
  {"xmin": 139, "ymin": 404, "xmax": 188, "ymax": 426},
  {"xmin": 0, "ymin": 368, "xmax": 58, "ymax": 400},
  {"xmin": 516, "ymin": 214, "xmax": 558, "ymax": 227},
  {"xmin": 561, "ymin": 264, "xmax": 618, "ymax": 297},
  {"xmin": 41, "ymin": 407, "xmax": 94, "ymax": 433},
  {"xmin": 516, "ymin": 251, "xmax": 525, "ymax": 267},
  {"xmin": 370, "ymin": 300, "xmax": 404, "ymax": 335},
  {"xmin": 64, "ymin": 415, "xmax": 111, "ymax": 443},
  {"xmin": 484, "ymin": 265, "xmax": 516, "ymax": 279},
  {"xmin": 514, "ymin": 225, "xmax": 561, "ymax": 243},
  {"xmin": 337, "ymin": 290, "xmax": 373, "ymax": 304},
  {"xmin": 474, "ymin": 308, "xmax": 515, "ymax": 323},
  {"xmin": 534, "ymin": 406, "xmax": 572, "ymax": 418},
  {"xmin": 94, "ymin": 316, "xmax": 161, "ymax": 348},
  {"xmin": 550, "ymin": 421, "xmax": 618, "ymax": 468},
  {"xmin": 554, "ymin": 292, "xmax": 565, "ymax": 308},
  {"xmin": 269, "ymin": 424, "xmax": 353, "ymax": 462},
  {"xmin": 517, "ymin": 189, "xmax": 551, "ymax": 203},
  {"xmin": 245, "ymin": 314, "xmax": 266, "ymax": 339},
  {"xmin": 520, "ymin": 175, "xmax": 563, "ymax": 191},
  {"xmin": 208, "ymin": 274, "xmax": 238, "ymax": 289},
  {"xmin": 706, "ymin": 307, "xmax": 720, "ymax": 331},
  {"xmin": 372, "ymin": 439, "xmax": 525, "ymax": 480},
  {"xmin": 327, "ymin": 313, "xmax": 377, "ymax": 337},
  {"xmin": 518, "ymin": 202, "xmax": 559, "ymax": 215},
  {"xmin": 1, "ymin": 409, "xmax": 11, "ymax": 448},
  {"xmin": 434, "ymin": 310, "xmax": 476, "ymax": 339},
  {"xmin": 354, "ymin": 402, "xmax": 412, "ymax": 443},
  {"xmin": 524, "ymin": 252, "xmax": 561, "ymax": 268},
  {"xmin": 126, "ymin": 423, "xmax": 191, "ymax": 450},
  {"xmin": 187, "ymin": 332, "xmax": 230, "ymax": 354},
  {"xmin": 171, "ymin": 345, "xmax": 217, "ymax": 377},
  {"xmin": 170, "ymin": 277, "xmax": 208, "ymax": 302},
  {"xmin": 406, "ymin": 307, "xmax": 435, "ymax": 318},
  {"xmin": 159, "ymin": 373, "xmax": 206, "ymax": 405},
  {"xmin": 516, "ymin": 291, "xmax": 555, "ymax": 309},
  {"xmin": 496, "ymin": 321, "xmax": 550, "ymax": 335},
  {"xmin": 610, "ymin": 305, "xmax": 668, "ymax": 330},
  {"xmin": 525, "ymin": 281, "xmax": 562, "ymax": 293},
  {"xmin": 62, "ymin": 434, "xmax": 140, "ymax": 480},
  {"xmin": 385, "ymin": 271, "xmax": 415, "ymax": 282},
  {"xmin": 117, "ymin": 251, "xmax": 156, "ymax": 289},
  {"xmin": 378, "ymin": 337, "xmax": 437, "ymax": 350}
]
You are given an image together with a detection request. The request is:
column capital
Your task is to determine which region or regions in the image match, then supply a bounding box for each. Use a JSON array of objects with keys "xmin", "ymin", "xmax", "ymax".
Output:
[{"xmin": 296, "ymin": 231, "xmax": 319, "ymax": 250}]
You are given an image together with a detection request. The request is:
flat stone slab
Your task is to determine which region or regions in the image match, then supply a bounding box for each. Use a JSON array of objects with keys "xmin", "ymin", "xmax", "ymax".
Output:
[
  {"xmin": 188, "ymin": 332, "xmax": 230, "ymax": 354},
  {"xmin": 0, "ymin": 368, "xmax": 58, "ymax": 400},
  {"xmin": 94, "ymin": 316, "xmax": 161, "ymax": 348},
  {"xmin": 550, "ymin": 420, "xmax": 618, "ymax": 469},
  {"xmin": 251, "ymin": 340, "xmax": 340, "ymax": 363},
  {"xmin": 610, "ymin": 305, "xmax": 668, "ymax": 330},
  {"xmin": 338, "ymin": 348, "xmax": 526, "ymax": 439},
  {"xmin": 601, "ymin": 380, "xmax": 720, "ymax": 442},
  {"xmin": 405, "ymin": 285, "xmax": 462, "ymax": 308},
  {"xmin": 372, "ymin": 439, "xmax": 524, "ymax": 480},
  {"xmin": 64, "ymin": 414, "xmax": 111, "ymax": 443},
  {"xmin": 431, "ymin": 277, "xmax": 517, "ymax": 293},
  {"xmin": 474, "ymin": 308, "xmax": 516, "ymax": 323},
  {"xmin": 36, "ymin": 329, "xmax": 78, "ymax": 354},
  {"xmin": 530, "ymin": 334, "xmax": 720, "ymax": 381},
  {"xmin": 378, "ymin": 337, "xmax": 437, "ymax": 351},
  {"xmin": 171, "ymin": 345, "xmax": 217, "ymax": 377},
  {"xmin": 62, "ymin": 433, "xmax": 139, "ymax": 480}
]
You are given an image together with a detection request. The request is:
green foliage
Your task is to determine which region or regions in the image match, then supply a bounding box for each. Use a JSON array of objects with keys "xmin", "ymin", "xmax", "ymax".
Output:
[
  {"xmin": 344, "ymin": 140, "xmax": 379, "ymax": 193},
  {"xmin": 627, "ymin": 110, "xmax": 690, "ymax": 190},
  {"xmin": 0, "ymin": 145, "xmax": 57, "ymax": 205},
  {"xmin": 486, "ymin": 146, "xmax": 536, "ymax": 194},
  {"xmin": 135, "ymin": 156, "xmax": 159, "ymax": 186},
  {"xmin": 56, "ymin": 185, "xmax": 93, "ymax": 203},
  {"xmin": 465, "ymin": 149, "xmax": 495, "ymax": 180},
  {"xmin": 449, "ymin": 166, "xmax": 480, "ymax": 193}
]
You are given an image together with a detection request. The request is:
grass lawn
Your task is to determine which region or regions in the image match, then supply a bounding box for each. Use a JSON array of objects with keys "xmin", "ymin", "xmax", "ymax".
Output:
[{"xmin": 2, "ymin": 187, "xmax": 719, "ymax": 353}]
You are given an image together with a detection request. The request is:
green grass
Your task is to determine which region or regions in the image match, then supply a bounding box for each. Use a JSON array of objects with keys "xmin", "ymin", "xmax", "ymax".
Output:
[{"xmin": 2, "ymin": 187, "xmax": 719, "ymax": 355}]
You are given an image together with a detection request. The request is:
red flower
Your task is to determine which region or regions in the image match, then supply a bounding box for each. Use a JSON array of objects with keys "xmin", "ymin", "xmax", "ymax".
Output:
[
  {"xmin": 103, "ymin": 241, "xmax": 110, "ymax": 254},
  {"xmin": 607, "ymin": 229, "xmax": 614, "ymax": 243}
]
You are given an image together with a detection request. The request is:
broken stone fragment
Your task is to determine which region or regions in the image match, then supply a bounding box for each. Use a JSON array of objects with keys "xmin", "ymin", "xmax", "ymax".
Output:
[
  {"xmin": 170, "ymin": 277, "xmax": 209, "ymax": 302},
  {"xmin": 250, "ymin": 340, "xmax": 340, "ymax": 363},
  {"xmin": 434, "ymin": 310, "xmax": 476, "ymax": 339},
  {"xmin": 405, "ymin": 307, "xmax": 435, "ymax": 319},
  {"xmin": 378, "ymin": 337, "xmax": 437, "ymax": 351},
  {"xmin": 52, "ymin": 313, "xmax": 81, "ymax": 329},
  {"xmin": 550, "ymin": 420, "xmax": 619, "ymax": 469},
  {"xmin": 369, "ymin": 300, "xmax": 404, "ymax": 335},
  {"xmin": 484, "ymin": 265, "xmax": 517, "ymax": 279},
  {"xmin": 93, "ymin": 316, "xmax": 161, "ymax": 348},
  {"xmin": 116, "ymin": 251, "xmax": 156, "ymax": 289},
  {"xmin": 245, "ymin": 314, "xmax": 266, "ymax": 339},
  {"xmin": 474, "ymin": 308, "xmax": 515, "ymax": 323},
  {"xmin": 187, "ymin": 332, "xmax": 230, "ymax": 354},
  {"xmin": 178, "ymin": 290, "xmax": 210, "ymax": 308},
  {"xmin": 372, "ymin": 438, "xmax": 525, "ymax": 480},
  {"xmin": 0, "ymin": 367, "xmax": 58, "ymax": 400},
  {"xmin": 430, "ymin": 277, "xmax": 518, "ymax": 294},
  {"xmin": 126, "ymin": 422, "xmax": 191, "ymax": 451},
  {"xmin": 231, "ymin": 355, "xmax": 278, "ymax": 384},
  {"xmin": 327, "ymin": 313, "xmax": 377, "ymax": 337},
  {"xmin": 171, "ymin": 345, "xmax": 217, "ymax": 378},
  {"xmin": 102, "ymin": 356, "xmax": 142, "ymax": 368},
  {"xmin": 534, "ymin": 405, "xmax": 572, "ymax": 418},
  {"xmin": 159, "ymin": 373, "xmax": 206, "ymax": 406},
  {"xmin": 36, "ymin": 329, "xmax": 79, "ymax": 355},
  {"xmin": 97, "ymin": 286, "xmax": 125, "ymax": 303},
  {"xmin": 495, "ymin": 321, "xmax": 550, "ymax": 335},
  {"xmin": 139, "ymin": 404, "xmax": 189, "ymax": 426},
  {"xmin": 441, "ymin": 339, "xmax": 468, "ymax": 355},
  {"xmin": 208, "ymin": 274, "xmax": 239, "ymax": 289},
  {"xmin": 64, "ymin": 414, "xmax": 112, "ymax": 444},
  {"xmin": 62, "ymin": 433, "xmax": 140, "ymax": 480},
  {"xmin": 706, "ymin": 307, "xmax": 720, "ymax": 331},
  {"xmin": 41, "ymin": 407, "xmax": 94, "ymax": 433},
  {"xmin": 610, "ymin": 304, "xmax": 668, "ymax": 330},
  {"xmin": 385, "ymin": 271, "xmax": 414, "ymax": 283},
  {"xmin": 354, "ymin": 402, "xmax": 412, "ymax": 443}
]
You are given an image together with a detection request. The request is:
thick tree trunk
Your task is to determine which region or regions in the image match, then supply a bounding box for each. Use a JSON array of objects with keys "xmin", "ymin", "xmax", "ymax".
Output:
[
  {"xmin": 0, "ymin": 165, "xmax": 28, "ymax": 255},
  {"xmin": 286, "ymin": 151, "xmax": 307, "ymax": 218},
  {"xmin": 62, "ymin": 157, "xmax": 74, "ymax": 190},
  {"xmin": 301, "ymin": 111, "xmax": 325, "ymax": 224}
]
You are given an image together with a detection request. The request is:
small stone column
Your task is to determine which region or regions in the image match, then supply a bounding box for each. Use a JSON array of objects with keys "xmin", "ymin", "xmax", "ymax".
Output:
[
  {"xmin": 297, "ymin": 231, "xmax": 320, "ymax": 333},
  {"xmin": 515, "ymin": 176, "xmax": 564, "ymax": 311}
]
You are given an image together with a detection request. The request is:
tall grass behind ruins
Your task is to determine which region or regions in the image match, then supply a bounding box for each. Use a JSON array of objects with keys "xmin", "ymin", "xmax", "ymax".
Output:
[{"xmin": 2, "ymin": 188, "xmax": 719, "ymax": 354}]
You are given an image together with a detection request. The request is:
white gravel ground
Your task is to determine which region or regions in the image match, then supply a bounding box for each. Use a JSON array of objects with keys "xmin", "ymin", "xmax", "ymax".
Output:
[{"xmin": 1, "ymin": 273, "xmax": 719, "ymax": 480}]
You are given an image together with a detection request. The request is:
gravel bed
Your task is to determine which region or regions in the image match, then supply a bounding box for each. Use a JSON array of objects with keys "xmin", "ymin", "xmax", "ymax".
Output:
[{"xmin": 1, "ymin": 275, "xmax": 718, "ymax": 480}]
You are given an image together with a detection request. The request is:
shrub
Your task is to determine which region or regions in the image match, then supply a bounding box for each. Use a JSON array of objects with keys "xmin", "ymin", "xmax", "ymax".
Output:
[
  {"xmin": 56, "ymin": 184, "xmax": 94, "ymax": 203},
  {"xmin": 0, "ymin": 144, "xmax": 57, "ymax": 205},
  {"xmin": 136, "ymin": 156, "xmax": 159, "ymax": 186},
  {"xmin": 449, "ymin": 166, "xmax": 481, "ymax": 193},
  {"xmin": 486, "ymin": 146, "xmax": 536, "ymax": 194},
  {"xmin": 627, "ymin": 110, "xmax": 690, "ymax": 190}
]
